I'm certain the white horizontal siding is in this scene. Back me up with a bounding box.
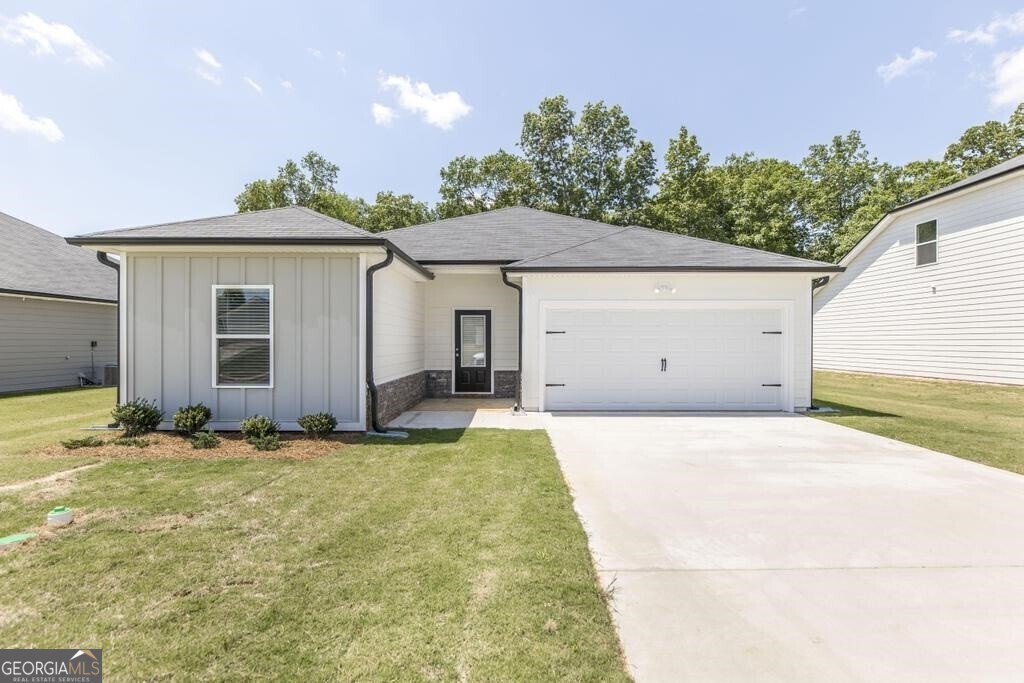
[814,174,1024,385]
[372,262,425,384]
[0,296,116,393]
[423,273,519,372]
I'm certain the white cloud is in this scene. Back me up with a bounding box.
[336,50,346,60]
[372,102,396,126]
[991,47,1024,107]
[194,47,221,69]
[788,5,807,19]
[192,47,222,85]
[0,12,109,68]
[378,74,471,129]
[306,47,322,59]
[877,47,937,83]
[948,10,1024,45]
[280,79,293,90]
[0,89,63,142]
[242,76,263,93]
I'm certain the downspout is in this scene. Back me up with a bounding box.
[96,251,121,406]
[809,276,831,410]
[501,270,525,413]
[365,249,395,433]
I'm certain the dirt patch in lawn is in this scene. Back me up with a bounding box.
[33,432,360,461]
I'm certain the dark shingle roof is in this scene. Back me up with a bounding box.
[70,206,373,243]
[504,225,840,272]
[0,212,117,302]
[379,206,622,262]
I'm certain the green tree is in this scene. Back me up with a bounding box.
[718,154,808,256]
[833,159,961,257]
[644,127,729,241]
[944,103,1024,175]
[799,131,881,262]
[437,96,656,224]
[363,191,435,232]
[235,151,369,225]
[436,151,537,218]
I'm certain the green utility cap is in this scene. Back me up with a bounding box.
[0,532,37,546]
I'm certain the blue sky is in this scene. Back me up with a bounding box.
[1,1,1022,235]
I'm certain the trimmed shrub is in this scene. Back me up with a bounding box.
[173,403,212,435]
[240,415,279,441]
[110,436,151,448]
[297,412,337,438]
[62,436,105,450]
[112,398,163,437]
[190,430,220,450]
[249,434,281,451]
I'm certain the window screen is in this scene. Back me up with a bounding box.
[916,220,937,266]
[213,286,272,386]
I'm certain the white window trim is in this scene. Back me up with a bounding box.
[915,220,938,267]
[212,284,274,389]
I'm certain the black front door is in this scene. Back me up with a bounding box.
[454,310,491,393]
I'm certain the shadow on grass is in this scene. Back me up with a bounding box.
[363,428,469,446]
[812,399,901,419]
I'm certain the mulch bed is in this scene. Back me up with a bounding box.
[35,432,362,461]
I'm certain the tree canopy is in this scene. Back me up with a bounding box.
[234,151,433,232]
[235,102,1024,260]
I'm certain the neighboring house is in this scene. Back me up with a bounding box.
[814,155,1024,386]
[0,212,118,393]
[67,205,840,430]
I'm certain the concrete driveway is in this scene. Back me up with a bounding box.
[545,413,1024,682]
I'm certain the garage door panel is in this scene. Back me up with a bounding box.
[544,306,784,411]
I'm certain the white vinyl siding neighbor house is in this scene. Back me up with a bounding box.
[70,205,839,430]
[814,156,1024,386]
[0,212,117,394]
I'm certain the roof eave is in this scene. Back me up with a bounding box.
[501,265,845,273]
[0,286,116,304]
[65,236,435,280]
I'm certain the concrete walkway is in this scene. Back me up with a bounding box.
[544,413,1024,682]
[387,400,547,429]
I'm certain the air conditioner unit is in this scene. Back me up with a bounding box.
[103,364,119,387]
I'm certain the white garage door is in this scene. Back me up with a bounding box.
[543,307,785,411]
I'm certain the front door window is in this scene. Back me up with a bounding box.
[454,310,491,392]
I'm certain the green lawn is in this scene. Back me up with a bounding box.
[812,370,1024,474]
[0,390,627,681]
[0,387,115,485]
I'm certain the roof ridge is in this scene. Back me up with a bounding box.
[625,224,837,267]
[378,204,528,236]
[507,225,633,267]
[379,205,623,236]
[291,205,370,236]
[75,205,309,237]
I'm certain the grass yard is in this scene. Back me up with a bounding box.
[0,389,627,681]
[812,370,1024,474]
[0,387,115,485]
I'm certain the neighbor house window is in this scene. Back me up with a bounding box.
[213,285,272,387]
[916,220,937,266]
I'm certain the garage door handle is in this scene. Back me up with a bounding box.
[762,383,781,387]
[661,358,667,372]
[546,330,566,334]
[762,331,782,335]
[546,383,565,387]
